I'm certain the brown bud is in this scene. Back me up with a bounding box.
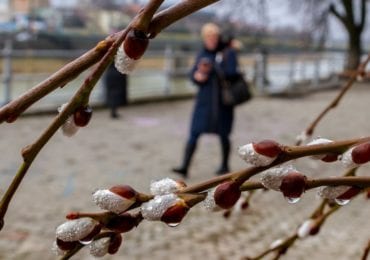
[161,200,189,225]
[73,106,93,127]
[336,186,362,200]
[105,213,140,233]
[241,201,249,210]
[321,153,338,162]
[366,188,370,199]
[351,142,370,164]
[214,181,241,209]
[253,140,282,158]
[66,212,80,220]
[109,185,137,200]
[223,210,231,219]
[279,172,306,198]
[108,233,123,255]
[123,29,149,60]
[56,238,79,251]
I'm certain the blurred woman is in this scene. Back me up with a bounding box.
[172,23,240,177]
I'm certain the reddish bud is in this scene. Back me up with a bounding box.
[223,210,231,219]
[321,153,338,162]
[66,212,80,220]
[366,189,370,199]
[253,140,282,158]
[279,172,306,198]
[351,142,370,164]
[73,106,93,127]
[108,233,123,255]
[309,224,321,236]
[161,200,189,225]
[214,181,241,209]
[105,213,140,233]
[336,186,362,200]
[56,239,78,251]
[6,114,18,123]
[80,224,101,242]
[123,29,149,60]
[109,185,137,200]
[241,201,249,210]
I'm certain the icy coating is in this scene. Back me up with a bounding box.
[201,188,222,212]
[141,194,180,221]
[298,219,315,238]
[238,143,276,166]
[150,178,183,196]
[92,189,135,214]
[260,165,295,191]
[340,147,359,169]
[56,218,98,242]
[58,103,79,137]
[296,131,308,144]
[317,186,351,200]
[114,45,138,74]
[89,237,110,257]
[307,137,333,160]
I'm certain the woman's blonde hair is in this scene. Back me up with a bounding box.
[201,23,220,39]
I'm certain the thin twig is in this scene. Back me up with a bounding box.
[296,53,370,145]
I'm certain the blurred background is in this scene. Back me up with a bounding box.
[0,1,370,260]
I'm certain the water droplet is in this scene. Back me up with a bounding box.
[334,198,350,206]
[79,240,93,245]
[167,222,180,227]
[285,196,300,204]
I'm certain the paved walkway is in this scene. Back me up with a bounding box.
[0,85,369,260]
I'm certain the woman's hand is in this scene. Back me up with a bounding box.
[194,71,208,82]
[194,58,212,83]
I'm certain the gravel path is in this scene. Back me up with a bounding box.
[0,84,369,260]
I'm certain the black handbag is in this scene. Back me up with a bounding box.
[220,73,252,106]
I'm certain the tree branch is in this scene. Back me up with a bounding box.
[358,0,367,32]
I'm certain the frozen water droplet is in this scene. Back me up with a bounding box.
[114,45,138,74]
[285,196,300,204]
[334,198,350,206]
[167,222,180,227]
[79,240,93,245]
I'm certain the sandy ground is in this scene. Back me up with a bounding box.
[0,84,369,260]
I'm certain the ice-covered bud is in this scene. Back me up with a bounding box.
[318,186,350,200]
[238,140,281,167]
[161,199,189,226]
[89,233,122,257]
[105,213,140,233]
[141,194,182,221]
[73,105,93,127]
[56,217,100,242]
[114,29,148,74]
[307,138,337,161]
[214,181,241,209]
[150,178,186,196]
[58,103,79,137]
[335,186,362,200]
[93,185,137,214]
[260,165,295,191]
[297,219,317,238]
[340,143,370,169]
[279,172,307,201]
[202,188,222,212]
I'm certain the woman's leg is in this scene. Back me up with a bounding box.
[172,132,200,178]
[217,135,231,174]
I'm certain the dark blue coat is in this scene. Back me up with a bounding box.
[190,47,238,137]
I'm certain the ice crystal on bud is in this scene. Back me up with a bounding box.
[58,103,79,137]
[340,147,359,169]
[269,239,284,249]
[92,189,135,214]
[56,217,98,242]
[51,241,67,256]
[150,178,185,196]
[307,138,333,160]
[260,165,295,191]
[238,143,276,166]
[141,194,180,221]
[202,188,222,212]
[114,45,138,74]
[298,219,316,238]
[317,186,351,200]
[89,237,110,257]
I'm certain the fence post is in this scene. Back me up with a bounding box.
[2,38,13,105]
[163,45,173,96]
